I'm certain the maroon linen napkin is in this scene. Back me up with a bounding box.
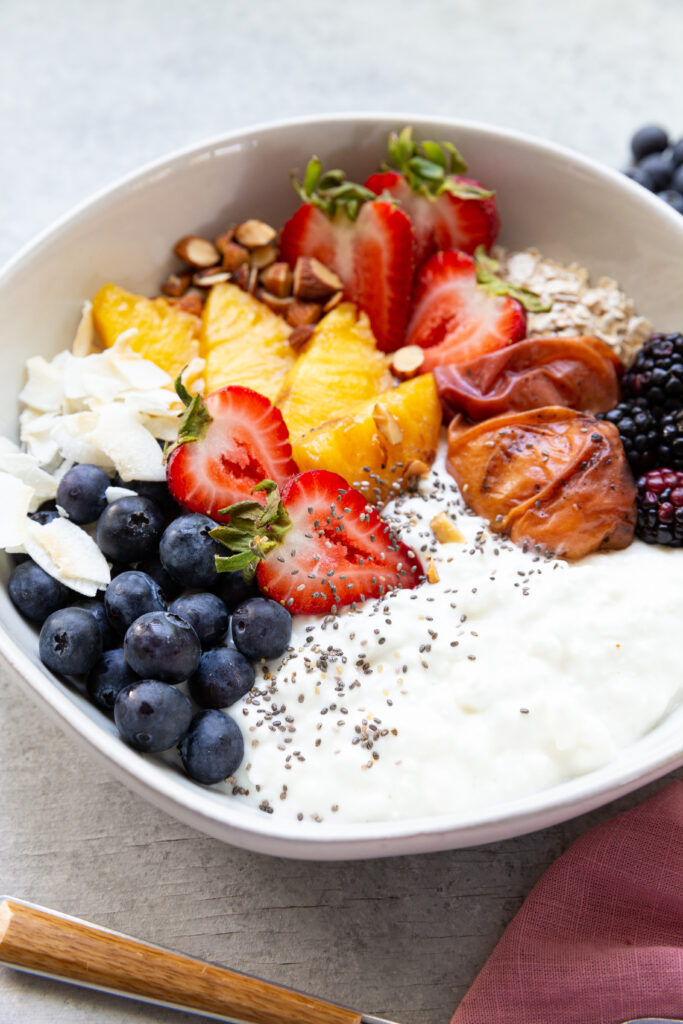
[452,781,683,1024]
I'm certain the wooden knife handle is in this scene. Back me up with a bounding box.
[0,898,361,1024]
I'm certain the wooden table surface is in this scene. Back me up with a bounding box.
[1,1,683,1020]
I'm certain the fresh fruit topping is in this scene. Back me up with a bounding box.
[92,284,201,380]
[124,610,201,683]
[87,648,138,714]
[621,332,683,418]
[231,597,292,661]
[212,474,422,614]
[657,409,683,469]
[280,158,415,351]
[435,336,621,422]
[291,373,441,505]
[9,560,72,623]
[169,592,230,649]
[446,407,637,559]
[166,381,298,520]
[158,513,224,589]
[212,569,258,612]
[96,494,166,563]
[276,303,392,441]
[114,680,193,753]
[201,282,294,401]
[405,249,531,370]
[189,648,256,709]
[39,606,103,676]
[104,570,167,635]
[57,463,111,524]
[601,401,660,476]
[365,127,500,264]
[137,556,183,601]
[636,467,683,546]
[178,709,245,785]
[73,597,117,651]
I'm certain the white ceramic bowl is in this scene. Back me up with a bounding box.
[2,114,683,860]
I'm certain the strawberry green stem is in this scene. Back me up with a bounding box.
[292,158,379,222]
[474,246,552,313]
[384,126,494,201]
[211,480,292,581]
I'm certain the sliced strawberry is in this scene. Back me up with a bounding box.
[365,128,500,265]
[279,160,414,352]
[366,170,500,266]
[167,384,298,521]
[405,250,527,371]
[211,473,423,614]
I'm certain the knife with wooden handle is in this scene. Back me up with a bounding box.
[0,897,399,1024]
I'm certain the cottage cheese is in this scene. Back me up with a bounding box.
[224,444,682,823]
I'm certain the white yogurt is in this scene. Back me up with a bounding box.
[224,437,683,823]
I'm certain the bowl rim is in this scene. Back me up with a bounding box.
[2,111,683,859]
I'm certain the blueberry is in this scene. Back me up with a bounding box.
[96,495,165,563]
[672,139,683,167]
[73,597,117,650]
[178,709,244,784]
[9,560,71,623]
[624,165,655,190]
[232,597,292,661]
[114,477,182,522]
[638,152,672,191]
[124,611,201,683]
[159,514,222,589]
[631,124,669,161]
[138,556,183,601]
[658,189,683,214]
[57,463,111,524]
[87,648,138,713]
[29,506,60,526]
[672,164,683,193]
[189,648,255,709]
[104,570,166,635]
[114,679,192,753]
[213,570,258,611]
[169,593,230,649]
[39,607,102,676]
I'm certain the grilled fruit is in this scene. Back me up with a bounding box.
[201,283,294,401]
[92,283,200,379]
[446,407,637,559]
[276,303,392,441]
[292,373,441,504]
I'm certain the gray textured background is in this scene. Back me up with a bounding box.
[1,1,682,1021]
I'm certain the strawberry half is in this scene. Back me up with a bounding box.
[404,249,551,371]
[211,473,423,614]
[167,382,298,521]
[279,159,415,351]
[365,128,500,265]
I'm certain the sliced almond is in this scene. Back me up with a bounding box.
[250,244,279,271]
[390,345,425,380]
[173,235,220,268]
[286,300,323,328]
[221,241,250,272]
[213,228,235,254]
[430,512,465,544]
[192,267,231,288]
[288,324,315,351]
[256,288,293,316]
[232,264,259,295]
[323,290,344,313]
[426,558,440,584]
[259,261,293,298]
[403,459,430,479]
[167,290,205,317]
[234,219,277,249]
[372,403,403,445]
[161,271,192,298]
[293,257,343,301]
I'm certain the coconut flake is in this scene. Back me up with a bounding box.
[0,451,57,511]
[88,404,165,481]
[20,357,66,412]
[105,485,138,503]
[51,412,114,468]
[0,473,32,549]
[25,517,110,596]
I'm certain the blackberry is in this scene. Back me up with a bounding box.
[622,333,683,418]
[636,468,683,546]
[657,409,683,469]
[601,401,660,476]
